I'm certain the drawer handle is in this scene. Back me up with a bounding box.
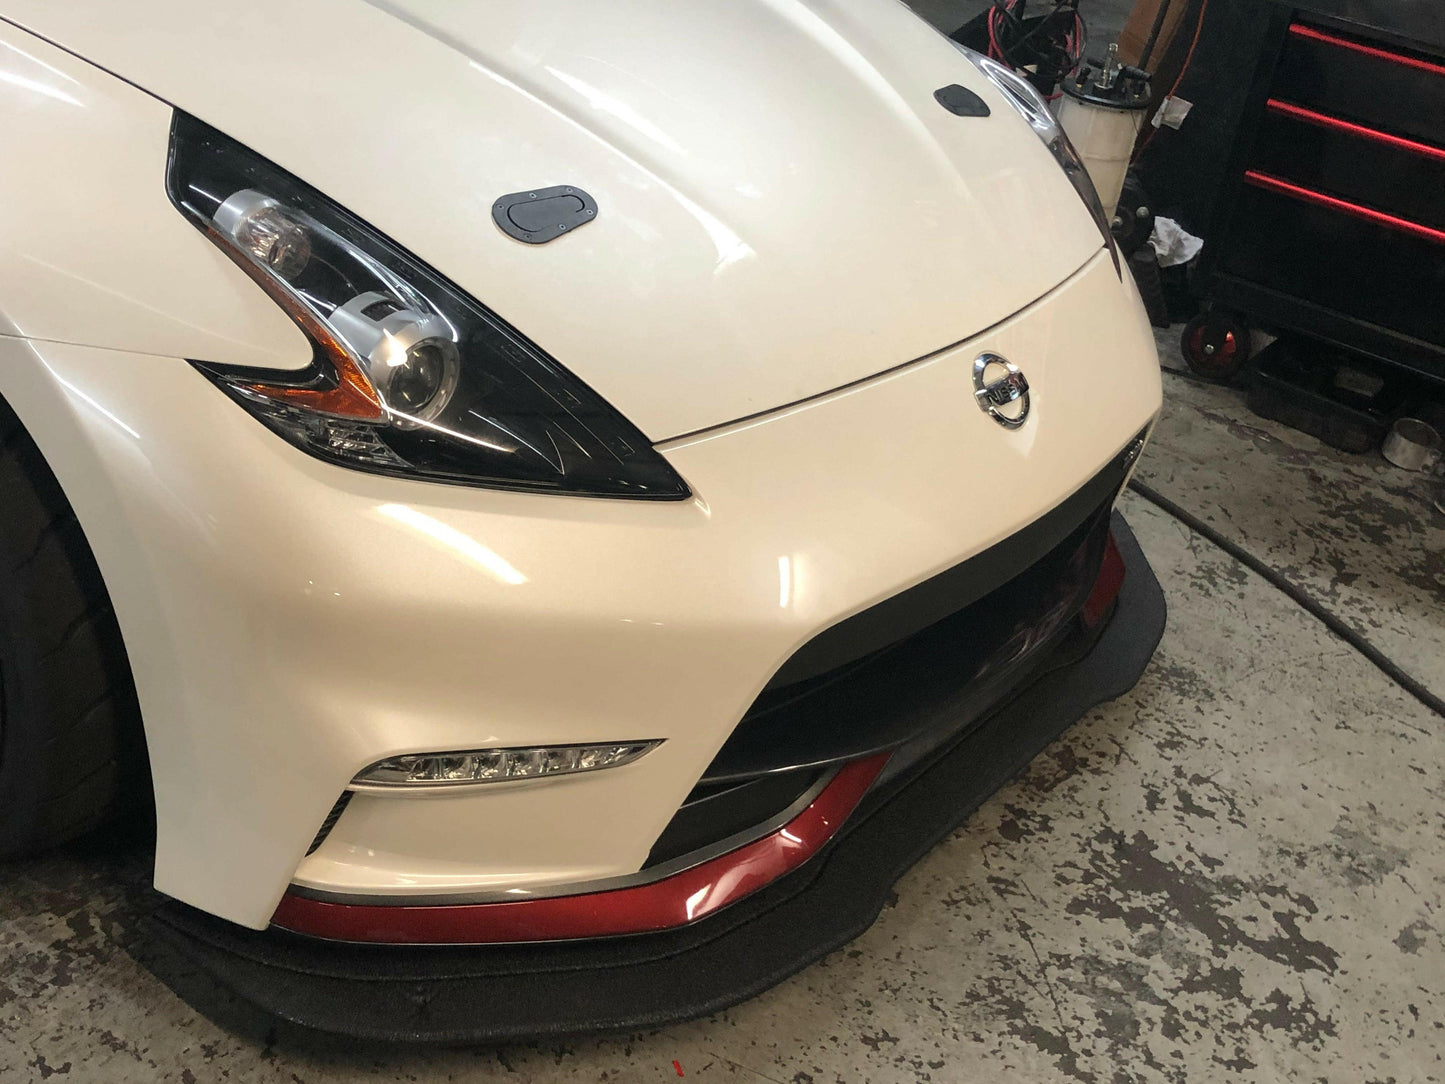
[1244,170,1445,246]
[1267,99,1445,163]
[1290,23,1445,80]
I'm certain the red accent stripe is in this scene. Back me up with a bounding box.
[272,753,889,944]
[1289,23,1445,78]
[1266,99,1445,164]
[1080,532,1125,629]
[1242,170,1445,246]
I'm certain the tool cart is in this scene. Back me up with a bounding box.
[1139,1,1445,396]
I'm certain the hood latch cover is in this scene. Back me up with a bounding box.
[933,84,990,117]
[493,185,598,244]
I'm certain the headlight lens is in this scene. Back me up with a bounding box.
[166,113,689,499]
[960,50,1121,276]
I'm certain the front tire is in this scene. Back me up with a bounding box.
[0,397,148,855]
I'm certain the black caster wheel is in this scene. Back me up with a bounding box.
[1111,175,1155,258]
[1180,311,1253,382]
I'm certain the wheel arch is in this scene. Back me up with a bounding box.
[0,365,152,852]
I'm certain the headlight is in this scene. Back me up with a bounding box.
[959,50,1121,277]
[166,113,689,499]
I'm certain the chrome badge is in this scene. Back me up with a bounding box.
[973,353,1030,429]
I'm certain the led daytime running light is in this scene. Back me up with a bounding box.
[351,741,661,789]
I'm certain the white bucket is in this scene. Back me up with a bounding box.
[1056,94,1146,221]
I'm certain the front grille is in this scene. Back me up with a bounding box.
[643,438,1140,869]
[704,496,1113,783]
[766,438,1133,689]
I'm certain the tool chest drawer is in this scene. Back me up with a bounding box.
[1211,14,1445,369]
[1272,22,1445,148]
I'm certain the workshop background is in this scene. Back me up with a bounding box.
[2,0,1442,1081]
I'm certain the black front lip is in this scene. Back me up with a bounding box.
[150,513,1165,1043]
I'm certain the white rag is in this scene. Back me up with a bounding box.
[1149,216,1204,268]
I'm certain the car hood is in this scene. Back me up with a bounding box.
[4,0,1104,440]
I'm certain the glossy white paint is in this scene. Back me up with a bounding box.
[2,0,1102,439]
[0,24,306,367]
[0,7,1161,928]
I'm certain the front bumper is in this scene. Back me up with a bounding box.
[153,512,1164,1041]
[0,247,1158,929]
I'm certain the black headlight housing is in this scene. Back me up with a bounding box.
[166,112,689,499]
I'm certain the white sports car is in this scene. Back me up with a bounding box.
[0,0,1163,1039]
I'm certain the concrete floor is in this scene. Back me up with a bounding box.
[2,326,1442,1082]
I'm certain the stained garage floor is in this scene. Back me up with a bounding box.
[2,327,1442,1083]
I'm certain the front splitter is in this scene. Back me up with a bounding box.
[152,512,1165,1043]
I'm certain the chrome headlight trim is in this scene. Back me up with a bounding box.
[957,47,1122,277]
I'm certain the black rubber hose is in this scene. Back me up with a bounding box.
[1159,364,1234,386]
[1138,0,1172,71]
[1127,478,1445,719]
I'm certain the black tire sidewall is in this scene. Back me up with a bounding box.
[0,543,56,850]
